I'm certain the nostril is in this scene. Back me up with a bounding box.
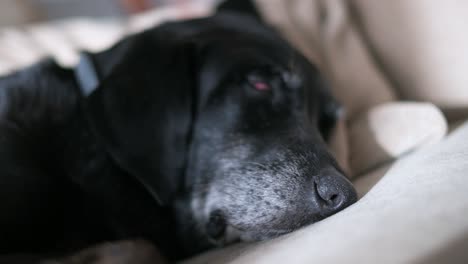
[314,168,358,214]
[329,194,339,204]
[315,181,342,207]
[206,210,227,241]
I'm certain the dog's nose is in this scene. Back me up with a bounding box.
[315,168,357,216]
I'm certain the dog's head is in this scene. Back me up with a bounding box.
[85,13,357,257]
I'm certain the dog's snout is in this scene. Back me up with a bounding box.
[315,168,357,216]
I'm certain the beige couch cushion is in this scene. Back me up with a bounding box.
[350,0,468,121]
[184,121,468,264]
[348,102,447,177]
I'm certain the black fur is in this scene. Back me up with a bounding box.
[0,11,357,262]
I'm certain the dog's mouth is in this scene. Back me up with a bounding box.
[205,210,240,246]
[205,210,295,246]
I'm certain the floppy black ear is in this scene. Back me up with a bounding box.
[84,30,196,205]
[317,86,343,142]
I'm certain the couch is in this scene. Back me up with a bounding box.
[0,1,467,263]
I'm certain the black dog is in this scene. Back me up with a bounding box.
[0,5,357,263]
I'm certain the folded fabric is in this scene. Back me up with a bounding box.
[348,102,447,177]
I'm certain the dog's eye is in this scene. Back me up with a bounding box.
[251,81,270,91]
[247,74,271,92]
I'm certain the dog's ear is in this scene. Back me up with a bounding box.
[84,31,196,205]
[317,86,343,142]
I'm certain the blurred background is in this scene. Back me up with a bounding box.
[0,0,217,27]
